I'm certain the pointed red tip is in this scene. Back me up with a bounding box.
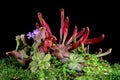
[37,12,42,16]
[101,34,105,38]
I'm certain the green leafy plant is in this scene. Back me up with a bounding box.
[68,53,85,71]
[29,52,51,72]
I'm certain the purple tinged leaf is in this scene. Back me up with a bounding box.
[6,50,29,65]
[51,44,70,59]
[35,27,46,43]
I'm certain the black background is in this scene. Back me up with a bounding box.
[0,0,119,64]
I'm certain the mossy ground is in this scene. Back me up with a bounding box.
[0,54,120,80]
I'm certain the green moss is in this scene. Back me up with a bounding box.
[0,57,37,80]
[0,54,120,80]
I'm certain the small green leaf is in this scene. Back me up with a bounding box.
[39,53,45,60]
[44,62,50,69]
[43,54,51,62]
[68,63,84,72]
[30,66,38,72]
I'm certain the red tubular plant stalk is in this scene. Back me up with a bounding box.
[59,8,64,44]
[36,8,105,59]
[37,12,53,36]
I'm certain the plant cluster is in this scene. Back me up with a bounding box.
[2,8,118,79]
